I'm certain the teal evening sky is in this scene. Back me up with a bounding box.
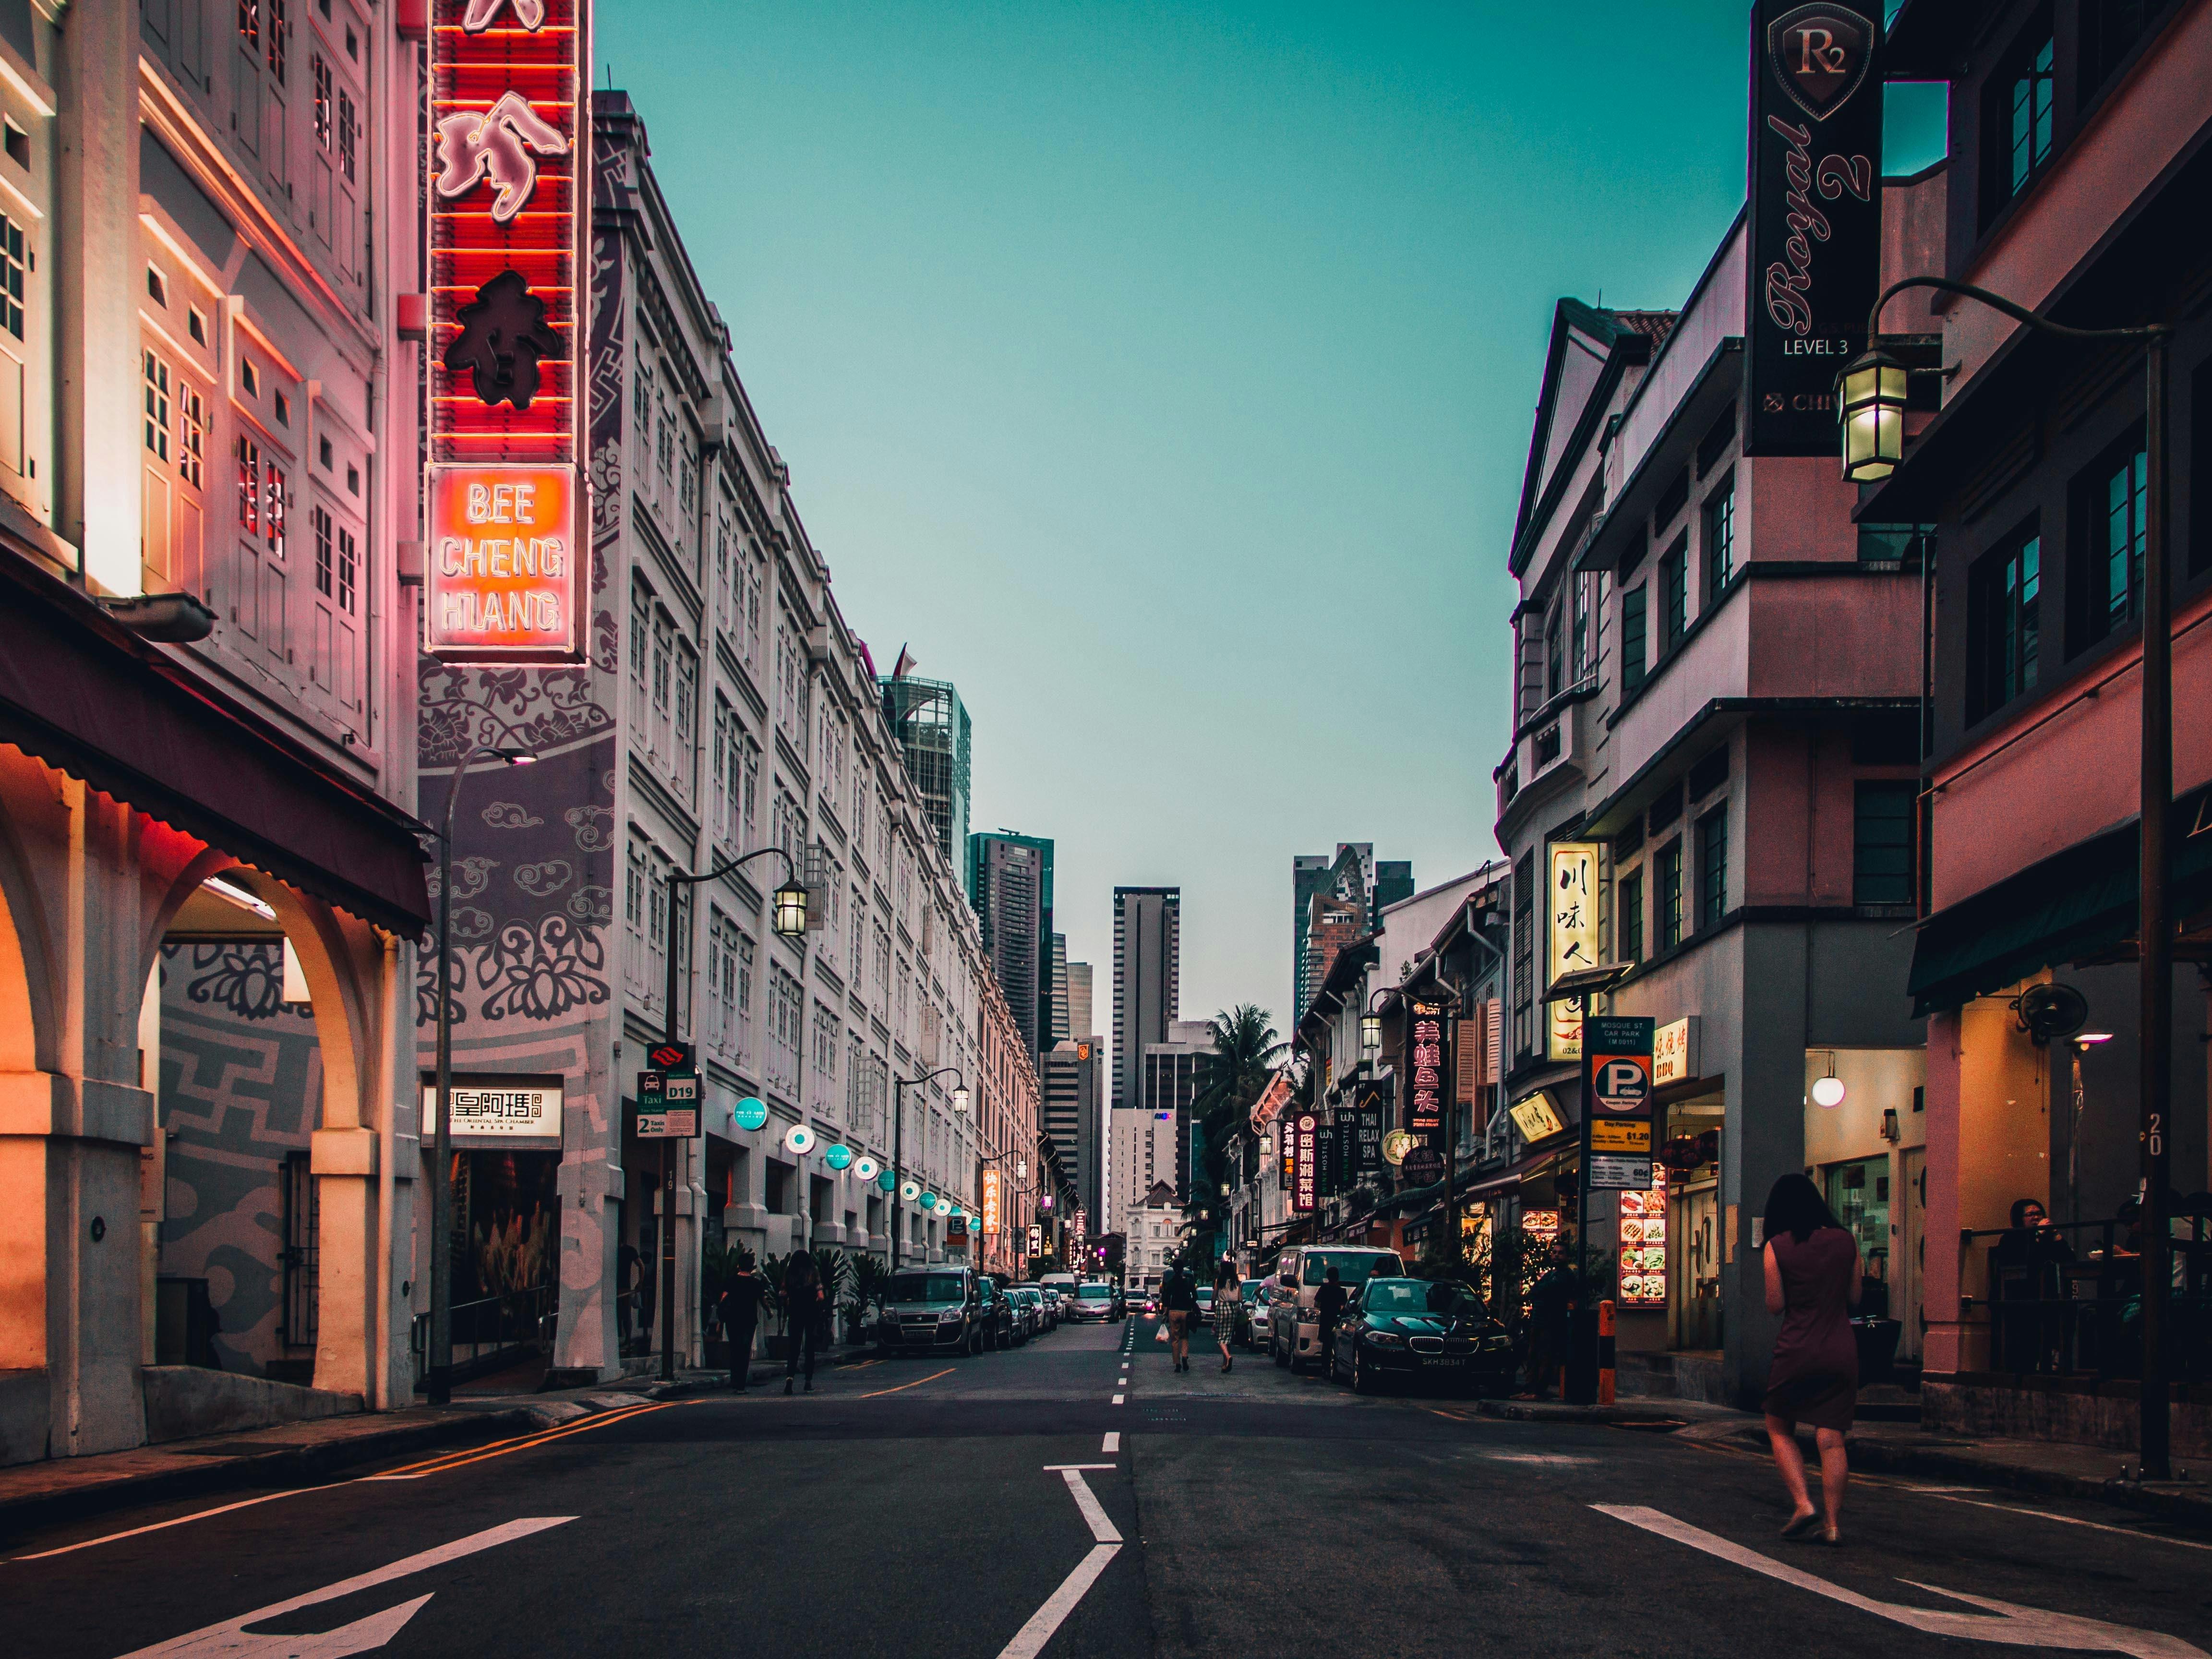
[606,1,1945,1031]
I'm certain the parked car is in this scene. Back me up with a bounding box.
[1241,1281,1269,1351]
[1194,1286,1215,1327]
[1327,1276,1515,1396]
[1006,1286,1046,1342]
[1064,1281,1120,1323]
[1012,1283,1057,1332]
[975,1277,1018,1349]
[1038,1271,1079,1311]
[874,1267,998,1356]
[1268,1246,1406,1373]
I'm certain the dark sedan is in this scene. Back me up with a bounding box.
[1326,1276,1515,1396]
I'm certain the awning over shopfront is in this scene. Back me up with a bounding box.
[0,554,433,937]
[1906,782,2212,1016]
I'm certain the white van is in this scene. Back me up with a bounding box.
[1267,1246,1405,1373]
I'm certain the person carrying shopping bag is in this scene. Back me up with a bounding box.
[1212,1257,1241,1373]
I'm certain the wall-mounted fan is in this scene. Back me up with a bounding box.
[2015,982,2090,1045]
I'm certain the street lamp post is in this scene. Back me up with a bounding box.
[890,1068,967,1274]
[1842,276,2174,1477]
[427,745,536,1406]
[656,846,809,1382]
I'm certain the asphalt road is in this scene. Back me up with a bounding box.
[8,1314,2212,1658]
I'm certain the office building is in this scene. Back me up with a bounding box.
[1111,886,1180,1113]
[1108,1105,1180,1239]
[966,830,1054,1063]
[1292,845,1412,1017]
[1048,933,1070,1044]
[1142,1020,1214,1202]
[880,675,972,866]
[1067,962,1093,1046]
[1043,1036,1106,1230]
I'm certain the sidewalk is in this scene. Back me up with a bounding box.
[0,1345,866,1540]
[1477,1395,2212,1526]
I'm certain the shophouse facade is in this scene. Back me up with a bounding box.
[419,90,1039,1385]
[1489,160,1950,1404]
[2,0,433,1464]
[1869,0,2212,1445]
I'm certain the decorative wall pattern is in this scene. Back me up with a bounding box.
[157,944,321,1377]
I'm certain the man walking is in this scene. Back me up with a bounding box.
[719,1254,764,1390]
[1524,1242,1575,1400]
[783,1249,823,1395]
[1162,1263,1198,1372]
[1311,1266,1347,1378]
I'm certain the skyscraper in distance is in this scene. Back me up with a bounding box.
[881,673,972,865]
[967,830,1054,1064]
[1067,962,1093,1046]
[1111,887,1179,1115]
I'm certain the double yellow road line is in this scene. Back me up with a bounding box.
[366,1400,679,1480]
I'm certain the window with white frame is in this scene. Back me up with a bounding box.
[675,644,697,793]
[735,931,755,1051]
[628,585,650,737]
[713,513,733,638]
[742,738,761,844]
[742,539,764,664]
[646,851,669,1014]
[624,840,649,994]
[650,613,673,760]
[711,697,731,844]
[813,1001,839,1086]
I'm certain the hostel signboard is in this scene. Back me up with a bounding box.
[424,0,590,661]
[1743,1,1884,454]
[1582,1016,1655,1191]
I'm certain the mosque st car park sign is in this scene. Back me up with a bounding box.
[1583,1015,1654,1190]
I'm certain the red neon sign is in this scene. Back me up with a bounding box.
[425,0,588,662]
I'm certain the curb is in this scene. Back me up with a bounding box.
[1842,1436,2212,1526]
[1475,1400,1710,1426]
[0,1408,535,1539]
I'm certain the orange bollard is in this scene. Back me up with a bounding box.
[1598,1298,1616,1406]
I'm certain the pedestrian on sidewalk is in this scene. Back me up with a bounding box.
[1310,1267,1346,1378]
[720,1254,764,1391]
[1213,1256,1241,1373]
[1162,1263,1197,1371]
[783,1249,824,1395]
[1761,1173,1861,1547]
[1520,1243,1573,1399]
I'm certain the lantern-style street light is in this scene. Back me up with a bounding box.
[1844,273,2175,1476]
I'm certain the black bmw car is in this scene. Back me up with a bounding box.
[1326,1276,1515,1396]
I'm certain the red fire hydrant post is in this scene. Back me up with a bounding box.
[1598,1298,1616,1406]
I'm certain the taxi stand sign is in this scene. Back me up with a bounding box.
[634,1067,700,1138]
[1583,1014,1655,1190]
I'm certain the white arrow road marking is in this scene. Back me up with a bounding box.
[1595,1505,2209,1659]
[992,1470,1121,1659]
[1101,1431,1120,1454]
[115,1516,576,1659]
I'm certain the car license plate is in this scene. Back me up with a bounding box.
[1419,1356,1464,1367]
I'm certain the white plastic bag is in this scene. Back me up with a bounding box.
[1154,1322,1169,1343]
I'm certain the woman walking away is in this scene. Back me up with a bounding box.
[1761,1174,1861,1545]
[783,1249,823,1395]
[1162,1265,1198,1372]
[1213,1257,1241,1373]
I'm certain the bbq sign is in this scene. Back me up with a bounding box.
[1743,2,1882,456]
[424,0,589,661]
[1584,1016,1655,1191]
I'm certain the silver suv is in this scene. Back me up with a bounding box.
[874,1267,994,1356]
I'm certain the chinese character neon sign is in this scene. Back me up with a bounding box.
[425,0,589,663]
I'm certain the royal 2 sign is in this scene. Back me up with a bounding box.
[425,0,590,662]
[1743,2,1882,456]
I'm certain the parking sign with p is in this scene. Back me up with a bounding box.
[1584,1017,1656,1188]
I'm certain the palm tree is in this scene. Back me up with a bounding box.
[1190,1005,1286,1213]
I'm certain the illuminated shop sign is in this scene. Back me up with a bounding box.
[1406,998,1452,1151]
[421,1074,565,1147]
[424,0,589,663]
[1547,842,1599,1062]
[1291,1110,1319,1214]
[982,1167,1003,1236]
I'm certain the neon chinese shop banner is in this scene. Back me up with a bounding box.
[425,0,589,662]
[1546,842,1598,1062]
[1405,998,1452,1154]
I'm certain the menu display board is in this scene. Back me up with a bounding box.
[1617,1168,1669,1308]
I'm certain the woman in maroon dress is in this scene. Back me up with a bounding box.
[1761,1174,1861,1545]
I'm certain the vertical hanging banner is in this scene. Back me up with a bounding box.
[1547,843,1599,1061]
[1743,2,1884,454]
[1290,1110,1319,1214]
[425,0,590,661]
[1405,998,1453,1152]
[982,1166,1003,1236]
